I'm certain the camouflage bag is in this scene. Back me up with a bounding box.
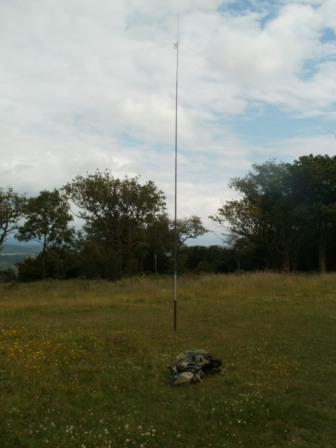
[170,349,224,385]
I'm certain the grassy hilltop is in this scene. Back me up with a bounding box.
[0,274,336,448]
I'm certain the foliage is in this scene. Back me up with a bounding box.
[17,247,79,281]
[64,171,166,238]
[211,155,336,272]
[0,188,25,251]
[0,267,17,282]
[64,171,168,278]
[175,215,208,245]
[16,189,74,279]
[289,155,336,272]
[180,245,236,272]
[17,189,73,250]
[3,154,336,278]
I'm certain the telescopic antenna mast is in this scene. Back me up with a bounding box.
[173,21,179,332]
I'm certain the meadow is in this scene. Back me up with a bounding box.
[0,273,335,448]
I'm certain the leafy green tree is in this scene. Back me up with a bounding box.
[17,189,74,278]
[175,215,208,246]
[0,188,26,251]
[144,214,171,274]
[289,155,336,272]
[181,245,236,273]
[142,215,207,274]
[212,156,336,272]
[17,246,79,281]
[211,162,300,271]
[64,171,167,278]
[173,215,208,272]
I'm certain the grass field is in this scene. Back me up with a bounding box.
[0,274,336,448]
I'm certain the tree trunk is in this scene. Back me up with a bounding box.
[318,222,327,273]
[42,235,47,280]
[154,253,158,274]
[318,239,327,273]
[235,252,241,272]
[282,248,290,273]
[291,256,297,272]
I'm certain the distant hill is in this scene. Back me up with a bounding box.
[0,243,40,270]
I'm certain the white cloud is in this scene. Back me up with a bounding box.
[258,134,336,160]
[1,0,336,243]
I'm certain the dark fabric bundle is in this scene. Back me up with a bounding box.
[170,349,224,385]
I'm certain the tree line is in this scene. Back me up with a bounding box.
[0,170,207,281]
[211,154,336,273]
[1,154,336,281]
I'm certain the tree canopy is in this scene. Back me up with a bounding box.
[0,188,25,251]
[211,155,336,272]
[2,155,336,281]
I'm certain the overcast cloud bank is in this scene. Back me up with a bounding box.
[1,0,336,244]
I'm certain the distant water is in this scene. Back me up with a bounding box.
[0,243,40,269]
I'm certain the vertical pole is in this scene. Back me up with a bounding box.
[154,253,158,275]
[173,29,179,332]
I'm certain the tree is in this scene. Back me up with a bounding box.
[64,171,167,278]
[211,157,336,273]
[181,245,236,273]
[144,214,171,274]
[289,155,336,273]
[171,216,208,273]
[0,188,25,251]
[17,246,79,281]
[17,189,74,278]
[211,162,300,271]
[175,215,208,246]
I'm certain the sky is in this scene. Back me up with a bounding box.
[1,0,336,245]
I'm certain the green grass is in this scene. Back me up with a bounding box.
[0,273,336,447]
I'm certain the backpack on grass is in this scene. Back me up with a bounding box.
[170,349,224,385]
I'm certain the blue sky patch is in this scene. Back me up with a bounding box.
[321,28,336,44]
